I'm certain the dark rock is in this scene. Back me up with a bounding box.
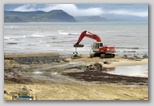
[123,55,128,58]
[143,54,148,59]
[134,55,142,59]
[4,90,8,94]
[7,42,18,45]
[103,61,110,64]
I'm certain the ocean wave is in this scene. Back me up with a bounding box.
[31,34,46,38]
[58,30,80,35]
[70,33,80,35]
[39,40,46,43]
[59,32,80,35]
[4,36,27,40]
[52,40,76,43]
[58,32,70,35]
[26,44,36,46]
[4,26,20,29]
[4,37,11,40]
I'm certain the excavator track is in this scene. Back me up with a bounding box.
[101,54,115,58]
[90,53,115,58]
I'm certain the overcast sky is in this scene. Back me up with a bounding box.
[4,4,148,17]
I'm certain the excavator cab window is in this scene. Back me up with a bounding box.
[92,43,103,50]
[92,43,100,50]
[99,43,103,47]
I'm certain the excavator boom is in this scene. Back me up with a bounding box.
[74,31,102,47]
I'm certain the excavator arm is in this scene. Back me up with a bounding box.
[74,30,102,47]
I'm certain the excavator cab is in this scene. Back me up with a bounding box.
[92,42,103,51]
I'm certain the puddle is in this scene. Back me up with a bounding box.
[105,65,148,77]
[33,71,43,75]
[51,72,58,75]
[33,71,59,75]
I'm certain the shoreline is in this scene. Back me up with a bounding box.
[4,52,148,65]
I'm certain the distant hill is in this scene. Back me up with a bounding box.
[102,14,148,22]
[75,15,147,22]
[75,16,108,22]
[4,10,77,22]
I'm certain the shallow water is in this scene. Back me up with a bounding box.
[105,64,148,77]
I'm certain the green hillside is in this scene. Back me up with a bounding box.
[4,10,77,22]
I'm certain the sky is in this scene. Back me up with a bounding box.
[4,4,148,17]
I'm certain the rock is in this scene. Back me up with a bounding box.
[133,55,142,59]
[7,42,18,45]
[113,60,119,62]
[143,54,148,59]
[135,59,142,61]
[4,90,8,94]
[123,55,128,59]
[103,61,110,64]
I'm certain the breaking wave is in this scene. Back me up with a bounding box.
[58,30,80,35]
[31,34,46,37]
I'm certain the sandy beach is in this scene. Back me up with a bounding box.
[4,53,148,100]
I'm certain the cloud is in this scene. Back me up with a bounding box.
[12,4,104,16]
[47,4,104,16]
[13,4,37,12]
[107,10,148,17]
[12,4,148,17]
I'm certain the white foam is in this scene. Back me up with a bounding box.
[59,32,70,35]
[4,35,27,40]
[23,35,26,38]
[59,32,80,35]
[4,37,10,40]
[69,32,80,35]
[58,30,79,35]
[32,34,45,37]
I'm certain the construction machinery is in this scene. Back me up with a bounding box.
[74,30,116,58]
[11,86,35,100]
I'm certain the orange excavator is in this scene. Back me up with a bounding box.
[74,30,116,58]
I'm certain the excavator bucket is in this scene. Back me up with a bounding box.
[74,44,84,47]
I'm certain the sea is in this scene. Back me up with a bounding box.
[4,22,148,57]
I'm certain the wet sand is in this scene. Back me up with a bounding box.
[4,53,148,100]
